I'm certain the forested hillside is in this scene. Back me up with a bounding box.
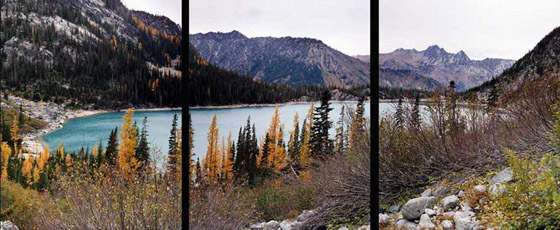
[188,44,367,106]
[0,0,182,109]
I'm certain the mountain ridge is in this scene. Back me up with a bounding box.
[189,30,370,88]
[380,45,515,91]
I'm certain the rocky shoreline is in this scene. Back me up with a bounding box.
[5,96,106,155]
[379,168,514,230]
[247,209,370,230]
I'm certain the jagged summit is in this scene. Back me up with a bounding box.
[380,45,514,91]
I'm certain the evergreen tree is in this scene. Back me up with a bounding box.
[288,113,301,164]
[260,132,271,168]
[310,90,333,159]
[167,114,179,175]
[195,158,202,184]
[335,106,346,154]
[395,98,404,129]
[412,95,421,126]
[350,97,367,149]
[105,127,118,166]
[188,113,195,183]
[96,140,104,167]
[136,116,150,169]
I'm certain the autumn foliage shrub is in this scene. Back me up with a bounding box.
[189,184,258,229]
[379,78,559,204]
[248,177,317,221]
[32,164,182,229]
[483,150,560,229]
[0,180,41,230]
[301,124,370,229]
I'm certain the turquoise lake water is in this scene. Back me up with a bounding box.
[41,110,182,165]
[190,102,371,160]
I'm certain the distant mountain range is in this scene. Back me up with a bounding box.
[379,46,515,91]
[189,31,370,88]
[379,68,442,90]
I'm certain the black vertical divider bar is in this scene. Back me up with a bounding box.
[182,2,189,229]
[371,0,380,227]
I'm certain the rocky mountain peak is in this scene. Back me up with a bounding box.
[189,31,370,88]
[379,45,515,91]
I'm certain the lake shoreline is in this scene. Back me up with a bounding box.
[190,100,370,110]
[16,97,180,155]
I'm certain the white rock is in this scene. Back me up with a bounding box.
[441,195,460,211]
[441,220,454,229]
[265,220,280,230]
[297,210,315,222]
[489,183,506,196]
[458,190,466,197]
[337,227,349,230]
[379,213,390,225]
[0,221,19,230]
[454,211,476,230]
[249,223,265,229]
[424,208,436,216]
[421,189,433,197]
[402,196,437,220]
[280,220,294,230]
[488,168,513,184]
[357,225,370,230]
[461,203,472,212]
[474,185,486,195]
[419,214,436,229]
[396,219,418,229]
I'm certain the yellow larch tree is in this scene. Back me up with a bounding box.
[221,132,234,182]
[118,108,138,174]
[22,155,34,185]
[65,154,72,168]
[299,103,314,181]
[265,107,287,171]
[1,142,12,181]
[205,115,220,183]
[11,116,21,144]
[36,146,49,172]
[300,103,314,168]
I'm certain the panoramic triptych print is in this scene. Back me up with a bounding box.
[188,0,371,229]
[0,0,182,229]
[4,0,560,229]
[379,0,560,229]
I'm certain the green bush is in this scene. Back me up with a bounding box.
[497,150,560,229]
[248,179,317,221]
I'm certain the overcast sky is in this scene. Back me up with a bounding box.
[189,0,370,56]
[380,0,560,60]
[121,0,182,26]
